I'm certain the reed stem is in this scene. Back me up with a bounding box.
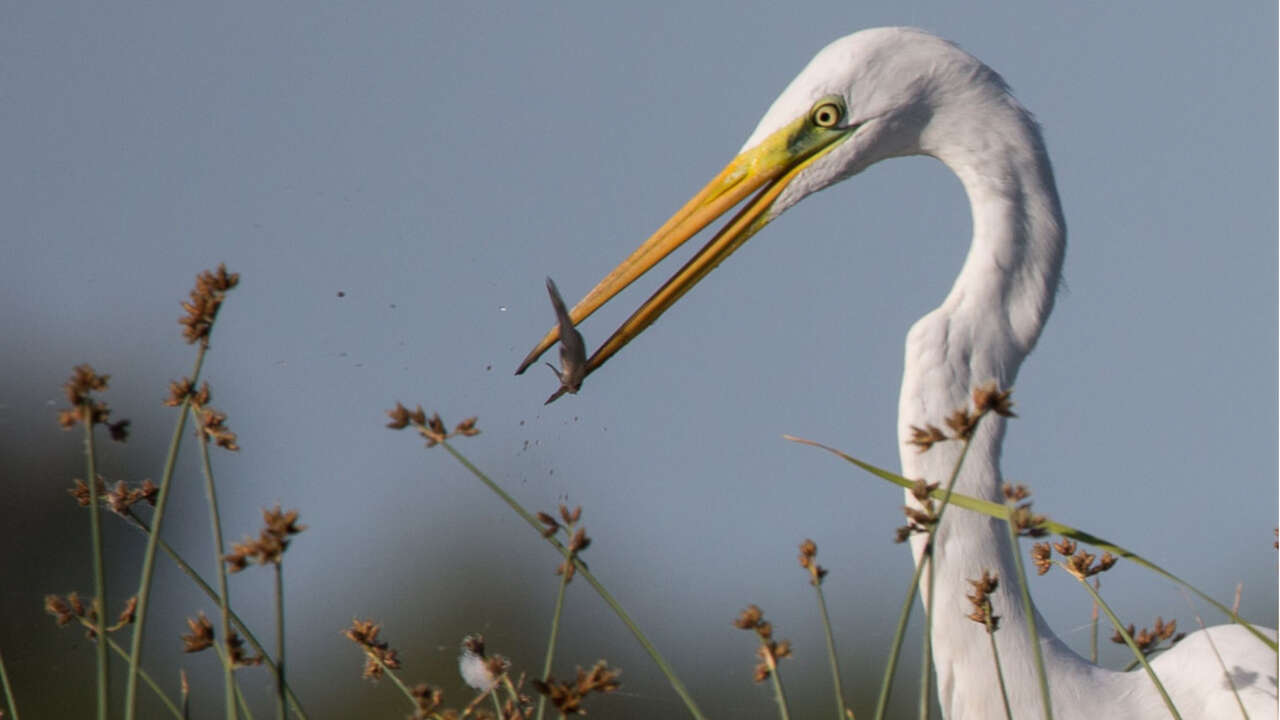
[125,346,208,720]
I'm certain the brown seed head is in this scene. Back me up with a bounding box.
[453,417,480,437]
[68,477,106,507]
[965,570,1001,632]
[797,539,827,585]
[263,505,306,539]
[909,478,939,504]
[227,632,264,667]
[944,408,977,439]
[423,413,448,446]
[164,378,195,407]
[532,660,621,715]
[410,683,445,715]
[138,479,158,505]
[179,264,240,345]
[182,612,215,653]
[972,382,1016,418]
[536,511,560,537]
[1031,542,1053,575]
[1008,503,1048,538]
[112,596,139,630]
[345,618,400,680]
[733,605,763,631]
[105,481,138,516]
[44,594,75,626]
[1002,484,1032,502]
[907,425,948,453]
[197,406,240,451]
[385,402,411,429]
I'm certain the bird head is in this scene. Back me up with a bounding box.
[516,28,1003,384]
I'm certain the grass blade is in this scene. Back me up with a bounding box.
[783,435,1277,652]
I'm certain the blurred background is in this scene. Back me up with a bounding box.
[3,2,1276,718]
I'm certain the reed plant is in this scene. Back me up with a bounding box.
[5,264,1272,719]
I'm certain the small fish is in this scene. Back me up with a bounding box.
[543,276,586,404]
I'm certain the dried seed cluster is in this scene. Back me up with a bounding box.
[531,660,621,716]
[225,506,306,571]
[68,476,157,516]
[344,619,401,680]
[1031,537,1116,578]
[165,379,240,451]
[386,403,480,447]
[907,381,1014,452]
[797,538,828,586]
[181,611,261,666]
[733,605,792,683]
[409,683,449,719]
[44,593,137,638]
[972,383,1016,417]
[181,613,215,653]
[180,264,239,345]
[895,479,940,543]
[536,505,590,582]
[1003,483,1047,538]
[1111,616,1185,656]
[964,570,1001,632]
[57,364,130,441]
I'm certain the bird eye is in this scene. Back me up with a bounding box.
[811,101,843,128]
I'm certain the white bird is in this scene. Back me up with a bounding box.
[516,27,1277,719]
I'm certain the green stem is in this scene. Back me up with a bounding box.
[1090,578,1100,664]
[119,511,309,719]
[812,582,847,720]
[0,645,20,720]
[874,426,976,720]
[126,345,208,720]
[275,562,286,720]
[501,674,523,713]
[535,568,572,720]
[100,634,183,719]
[916,431,976,720]
[193,413,237,720]
[984,619,1014,720]
[375,656,418,705]
[1068,567,1181,719]
[1003,513,1053,720]
[918,549,934,720]
[765,652,792,720]
[489,689,504,718]
[82,413,109,720]
[439,440,709,720]
[872,552,930,720]
[210,642,255,720]
[784,435,1277,652]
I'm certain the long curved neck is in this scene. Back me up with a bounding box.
[895,96,1096,717]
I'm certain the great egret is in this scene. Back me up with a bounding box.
[516,27,1277,718]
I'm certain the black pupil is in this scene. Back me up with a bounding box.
[818,108,834,124]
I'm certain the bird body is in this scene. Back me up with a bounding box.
[519,27,1277,719]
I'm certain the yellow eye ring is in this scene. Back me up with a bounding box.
[811,101,842,128]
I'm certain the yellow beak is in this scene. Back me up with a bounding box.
[516,109,853,383]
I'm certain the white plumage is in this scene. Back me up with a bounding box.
[520,27,1278,719]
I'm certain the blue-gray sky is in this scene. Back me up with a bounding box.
[3,3,1275,718]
